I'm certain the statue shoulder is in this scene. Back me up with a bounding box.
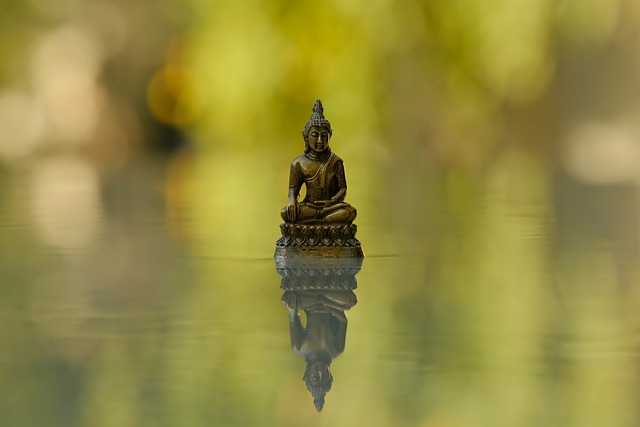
[329,153,344,167]
[291,154,308,165]
[290,155,308,169]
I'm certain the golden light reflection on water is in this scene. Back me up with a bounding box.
[563,121,640,185]
[30,155,104,249]
[0,91,44,160]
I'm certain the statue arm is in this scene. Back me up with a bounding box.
[329,160,347,203]
[283,290,305,350]
[285,161,303,221]
[289,310,305,351]
[288,161,303,203]
[329,318,347,355]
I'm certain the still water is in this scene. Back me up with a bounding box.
[1,148,638,427]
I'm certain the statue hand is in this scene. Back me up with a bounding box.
[330,188,346,203]
[285,201,299,221]
[312,200,330,208]
[281,291,299,311]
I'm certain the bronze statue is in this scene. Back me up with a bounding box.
[276,257,362,412]
[276,100,363,259]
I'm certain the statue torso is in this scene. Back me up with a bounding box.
[292,153,341,202]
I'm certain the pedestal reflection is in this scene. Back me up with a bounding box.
[275,257,363,412]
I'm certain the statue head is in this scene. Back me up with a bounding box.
[303,358,333,412]
[302,99,332,154]
[302,99,332,138]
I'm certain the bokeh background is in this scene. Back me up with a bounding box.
[2,0,640,426]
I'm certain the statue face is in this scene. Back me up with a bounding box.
[307,125,330,153]
[308,361,331,386]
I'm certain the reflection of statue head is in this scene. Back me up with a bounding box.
[302,99,332,140]
[303,357,333,412]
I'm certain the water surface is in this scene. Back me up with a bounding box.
[1,149,637,427]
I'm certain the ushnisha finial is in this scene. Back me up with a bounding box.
[302,99,332,139]
[313,99,324,116]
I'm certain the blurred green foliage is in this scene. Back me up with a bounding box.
[1,0,640,426]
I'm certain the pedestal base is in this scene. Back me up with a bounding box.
[275,255,363,291]
[275,245,364,260]
[275,223,364,260]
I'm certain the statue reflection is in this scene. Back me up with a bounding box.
[276,257,362,412]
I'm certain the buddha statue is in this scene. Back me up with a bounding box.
[281,99,357,224]
[275,100,363,258]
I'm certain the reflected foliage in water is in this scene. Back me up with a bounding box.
[0,143,639,427]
